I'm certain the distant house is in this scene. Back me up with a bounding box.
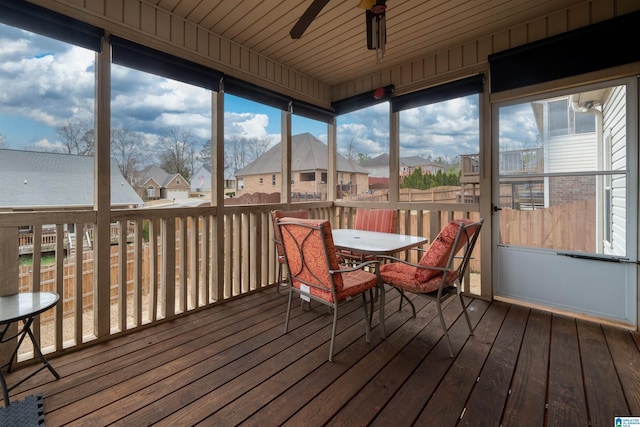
[235,133,369,198]
[133,165,190,201]
[0,149,143,210]
[400,156,445,176]
[191,164,236,197]
[362,153,444,177]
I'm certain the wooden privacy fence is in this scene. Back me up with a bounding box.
[498,199,596,252]
[18,245,154,323]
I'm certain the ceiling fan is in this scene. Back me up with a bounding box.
[290,0,387,59]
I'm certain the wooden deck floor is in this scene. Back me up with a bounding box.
[6,286,640,426]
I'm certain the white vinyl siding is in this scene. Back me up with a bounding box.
[603,85,628,256]
[546,134,597,173]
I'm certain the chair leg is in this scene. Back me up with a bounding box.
[396,289,416,318]
[362,292,371,343]
[284,288,294,333]
[458,292,473,336]
[328,303,339,362]
[436,299,455,357]
[368,289,374,326]
[276,262,283,293]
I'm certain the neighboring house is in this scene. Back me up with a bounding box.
[235,133,369,199]
[400,156,444,176]
[362,153,444,177]
[191,165,236,197]
[0,149,143,211]
[133,165,190,201]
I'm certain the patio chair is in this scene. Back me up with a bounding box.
[379,218,484,357]
[354,208,398,233]
[277,217,380,362]
[271,209,308,293]
[342,208,398,262]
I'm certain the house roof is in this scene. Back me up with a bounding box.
[235,133,369,177]
[400,156,443,168]
[0,149,143,209]
[363,153,443,168]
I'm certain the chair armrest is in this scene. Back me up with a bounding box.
[331,259,380,274]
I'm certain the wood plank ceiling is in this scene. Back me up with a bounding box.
[153,0,587,86]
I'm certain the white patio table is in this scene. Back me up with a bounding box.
[331,229,428,339]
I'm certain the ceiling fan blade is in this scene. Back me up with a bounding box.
[290,0,330,39]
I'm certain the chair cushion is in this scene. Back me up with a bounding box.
[272,209,308,258]
[354,209,397,233]
[279,217,377,303]
[380,261,461,293]
[338,267,378,300]
[414,219,474,283]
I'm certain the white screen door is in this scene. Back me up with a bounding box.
[493,78,637,326]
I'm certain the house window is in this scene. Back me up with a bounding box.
[337,103,390,200]
[549,99,596,136]
[146,187,155,198]
[272,174,276,186]
[259,178,263,185]
[399,94,479,203]
[111,41,211,195]
[0,22,98,204]
[300,172,315,182]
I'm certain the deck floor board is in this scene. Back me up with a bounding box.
[5,286,639,426]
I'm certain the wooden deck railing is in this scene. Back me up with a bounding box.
[460,148,544,184]
[17,223,134,255]
[3,202,480,365]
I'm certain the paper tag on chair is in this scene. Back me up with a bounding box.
[300,284,311,302]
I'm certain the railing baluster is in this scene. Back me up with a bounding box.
[134,219,143,326]
[117,221,127,331]
[74,224,83,344]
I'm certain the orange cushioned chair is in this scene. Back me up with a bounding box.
[353,208,397,233]
[379,218,483,357]
[271,209,308,293]
[277,217,380,362]
[344,208,398,263]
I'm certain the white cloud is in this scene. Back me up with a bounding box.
[225,112,279,144]
[33,138,64,151]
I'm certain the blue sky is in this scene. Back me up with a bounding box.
[0,23,498,166]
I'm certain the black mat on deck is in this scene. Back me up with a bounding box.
[0,394,45,426]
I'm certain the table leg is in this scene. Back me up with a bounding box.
[0,317,60,405]
[378,282,386,339]
[0,370,9,407]
[25,325,60,380]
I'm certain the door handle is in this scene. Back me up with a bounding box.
[493,205,502,212]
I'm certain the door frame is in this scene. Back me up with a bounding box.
[491,76,639,327]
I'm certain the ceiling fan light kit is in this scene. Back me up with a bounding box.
[292,0,387,62]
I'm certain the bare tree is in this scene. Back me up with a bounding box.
[0,134,7,149]
[342,138,356,162]
[157,126,197,180]
[250,136,272,160]
[111,127,142,184]
[199,139,211,165]
[225,135,251,173]
[224,135,273,175]
[56,120,94,155]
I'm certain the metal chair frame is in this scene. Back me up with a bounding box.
[379,219,484,357]
[278,218,380,362]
